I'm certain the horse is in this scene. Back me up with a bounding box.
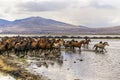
[53,39,65,48]
[37,38,53,56]
[71,40,85,52]
[83,39,91,49]
[30,39,39,55]
[38,38,47,51]
[93,42,109,53]
[58,39,65,47]
[14,40,28,57]
[45,40,53,52]
[0,37,16,57]
[64,41,72,49]
[0,41,9,56]
[53,41,61,51]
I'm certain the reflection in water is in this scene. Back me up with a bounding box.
[25,39,120,80]
[0,73,15,80]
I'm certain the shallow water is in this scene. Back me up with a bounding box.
[0,73,15,80]
[25,39,120,80]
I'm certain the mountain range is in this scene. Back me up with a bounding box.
[0,16,120,34]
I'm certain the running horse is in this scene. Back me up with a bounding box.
[93,42,109,53]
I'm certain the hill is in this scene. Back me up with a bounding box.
[0,17,120,34]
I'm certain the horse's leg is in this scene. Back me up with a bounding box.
[22,50,24,57]
[16,50,19,57]
[34,49,37,56]
[32,49,34,56]
[99,48,104,53]
[95,46,98,52]
[58,46,61,52]
[103,48,107,53]
[21,50,24,58]
[83,44,85,48]
[65,45,67,49]
[25,50,28,58]
[17,51,20,57]
[50,48,52,53]
[72,46,74,51]
[0,51,2,55]
[25,50,28,57]
[34,48,38,56]
[52,48,55,53]
[0,51,4,55]
[79,47,81,52]
[41,49,44,56]
[7,50,9,57]
[86,44,88,49]
[23,50,26,57]
[14,49,17,56]
[32,49,35,56]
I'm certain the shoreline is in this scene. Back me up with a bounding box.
[0,36,120,39]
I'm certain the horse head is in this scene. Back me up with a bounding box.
[103,42,109,46]
[79,40,85,44]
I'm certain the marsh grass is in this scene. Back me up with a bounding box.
[0,55,45,80]
[0,56,18,72]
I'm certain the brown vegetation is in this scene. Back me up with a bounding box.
[0,55,45,80]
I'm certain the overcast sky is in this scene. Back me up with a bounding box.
[0,0,120,28]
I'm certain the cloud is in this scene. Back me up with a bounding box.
[71,0,115,9]
[0,0,120,27]
[89,0,115,9]
[17,1,70,12]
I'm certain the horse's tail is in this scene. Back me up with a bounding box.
[93,44,98,51]
[93,45,96,49]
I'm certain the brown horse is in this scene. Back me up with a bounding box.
[71,40,85,52]
[38,38,46,50]
[37,38,53,55]
[30,39,39,55]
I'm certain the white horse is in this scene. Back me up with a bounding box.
[93,42,109,53]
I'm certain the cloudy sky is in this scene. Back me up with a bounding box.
[0,0,120,28]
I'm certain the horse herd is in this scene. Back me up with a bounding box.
[0,36,109,58]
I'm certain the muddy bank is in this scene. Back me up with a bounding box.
[0,55,46,80]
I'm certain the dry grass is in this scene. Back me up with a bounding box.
[0,56,18,72]
[0,55,45,80]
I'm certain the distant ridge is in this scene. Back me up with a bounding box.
[0,19,11,26]
[0,16,120,34]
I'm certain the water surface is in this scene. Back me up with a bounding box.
[24,39,120,80]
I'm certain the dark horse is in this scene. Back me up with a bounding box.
[83,39,91,49]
